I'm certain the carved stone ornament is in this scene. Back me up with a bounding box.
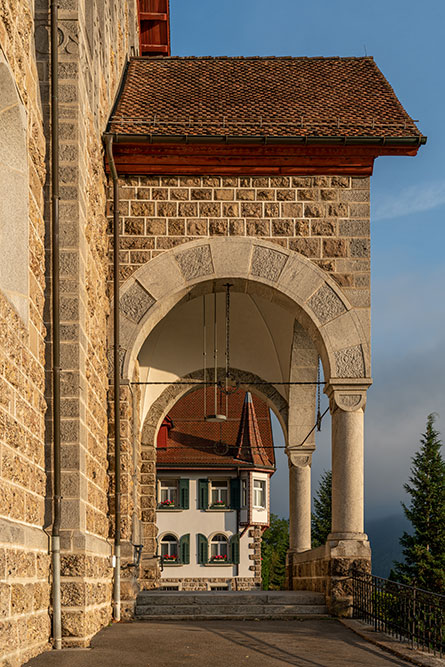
[251,245,288,282]
[175,244,214,281]
[286,450,313,468]
[330,391,367,413]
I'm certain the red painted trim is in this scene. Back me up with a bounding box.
[107,141,420,177]
[137,0,171,57]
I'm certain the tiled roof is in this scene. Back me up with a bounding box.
[234,392,271,468]
[157,387,275,469]
[108,56,423,140]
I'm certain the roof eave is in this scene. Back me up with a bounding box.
[104,131,427,147]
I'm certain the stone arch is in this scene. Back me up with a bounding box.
[116,237,370,385]
[0,52,29,323]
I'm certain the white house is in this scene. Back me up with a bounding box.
[156,389,275,590]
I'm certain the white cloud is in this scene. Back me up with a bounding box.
[373,180,445,221]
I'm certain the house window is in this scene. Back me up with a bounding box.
[253,479,266,508]
[159,480,177,506]
[198,533,239,564]
[241,479,247,508]
[160,534,178,562]
[210,534,229,562]
[210,480,228,507]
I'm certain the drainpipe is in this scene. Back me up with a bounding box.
[50,0,62,651]
[104,134,121,621]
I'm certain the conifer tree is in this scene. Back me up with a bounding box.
[261,514,289,590]
[311,470,332,547]
[392,414,445,593]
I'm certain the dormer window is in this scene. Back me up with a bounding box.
[157,415,174,449]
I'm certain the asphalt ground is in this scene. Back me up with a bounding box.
[24,618,416,667]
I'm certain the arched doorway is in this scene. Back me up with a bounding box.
[112,237,372,614]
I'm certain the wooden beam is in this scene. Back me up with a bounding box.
[139,12,168,21]
[105,141,421,176]
[141,44,169,53]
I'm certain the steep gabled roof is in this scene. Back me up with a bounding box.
[234,392,271,467]
[108,56,424,142]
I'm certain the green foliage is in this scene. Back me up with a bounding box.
[392,414,445,593]
[311,470,332,548]
[261,514,289,590]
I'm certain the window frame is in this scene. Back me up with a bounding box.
[210,480,229,507]
[159,533,179,562]
[241,478,248,509]
[158,479,178,507]
[157,477,189,510]
[210,533,229,562]
[253,478,266,509]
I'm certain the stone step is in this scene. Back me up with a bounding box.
[136,603,328,617]
[135,590,329,620]
[136,590,325,605]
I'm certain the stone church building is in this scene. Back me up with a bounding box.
[0,0,425,664]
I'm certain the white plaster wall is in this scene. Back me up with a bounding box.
[157,472,254,579]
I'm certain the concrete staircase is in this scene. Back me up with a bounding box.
[135,590,329,620]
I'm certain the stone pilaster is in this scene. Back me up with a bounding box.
[35,0,139,648]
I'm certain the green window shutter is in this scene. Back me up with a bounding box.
[179,534,190,564]
[230,478,241,509]
[197,533,208,564]
[230,534,240,564]
[198,479,208,509]
[179,478,189,509]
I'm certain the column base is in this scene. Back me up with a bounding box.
[327,532,368,543]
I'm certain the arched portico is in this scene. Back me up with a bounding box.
[114,237,372,613]
[116,237,370,384]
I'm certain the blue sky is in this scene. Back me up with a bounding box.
[171,1,445,520]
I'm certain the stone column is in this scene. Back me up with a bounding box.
[326,385,369,541]
[288,452,312,552]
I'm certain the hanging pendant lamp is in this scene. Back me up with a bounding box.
[204,291,226,422]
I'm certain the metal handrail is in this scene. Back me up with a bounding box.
[351,571,445,657]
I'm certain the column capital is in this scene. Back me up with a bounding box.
[325,378,372,413]
[286,448,313,469]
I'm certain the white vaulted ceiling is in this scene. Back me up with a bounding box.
[138,291,296,427]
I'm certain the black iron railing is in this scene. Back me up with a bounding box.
[351,571,445,657]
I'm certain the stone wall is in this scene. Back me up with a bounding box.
[108,175,370,335]
[287,541,371,616]
[156,577,260,591]
[0,1,49,664]
[32,0,139,651]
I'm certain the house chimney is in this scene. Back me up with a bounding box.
[137,0,171,57]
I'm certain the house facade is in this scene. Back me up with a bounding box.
[155,389,274,590]
[0,1,425,664]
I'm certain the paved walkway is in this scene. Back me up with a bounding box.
[25,619,415,667]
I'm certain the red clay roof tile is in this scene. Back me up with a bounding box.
[157,387,275,469]
[109,56,423,140]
